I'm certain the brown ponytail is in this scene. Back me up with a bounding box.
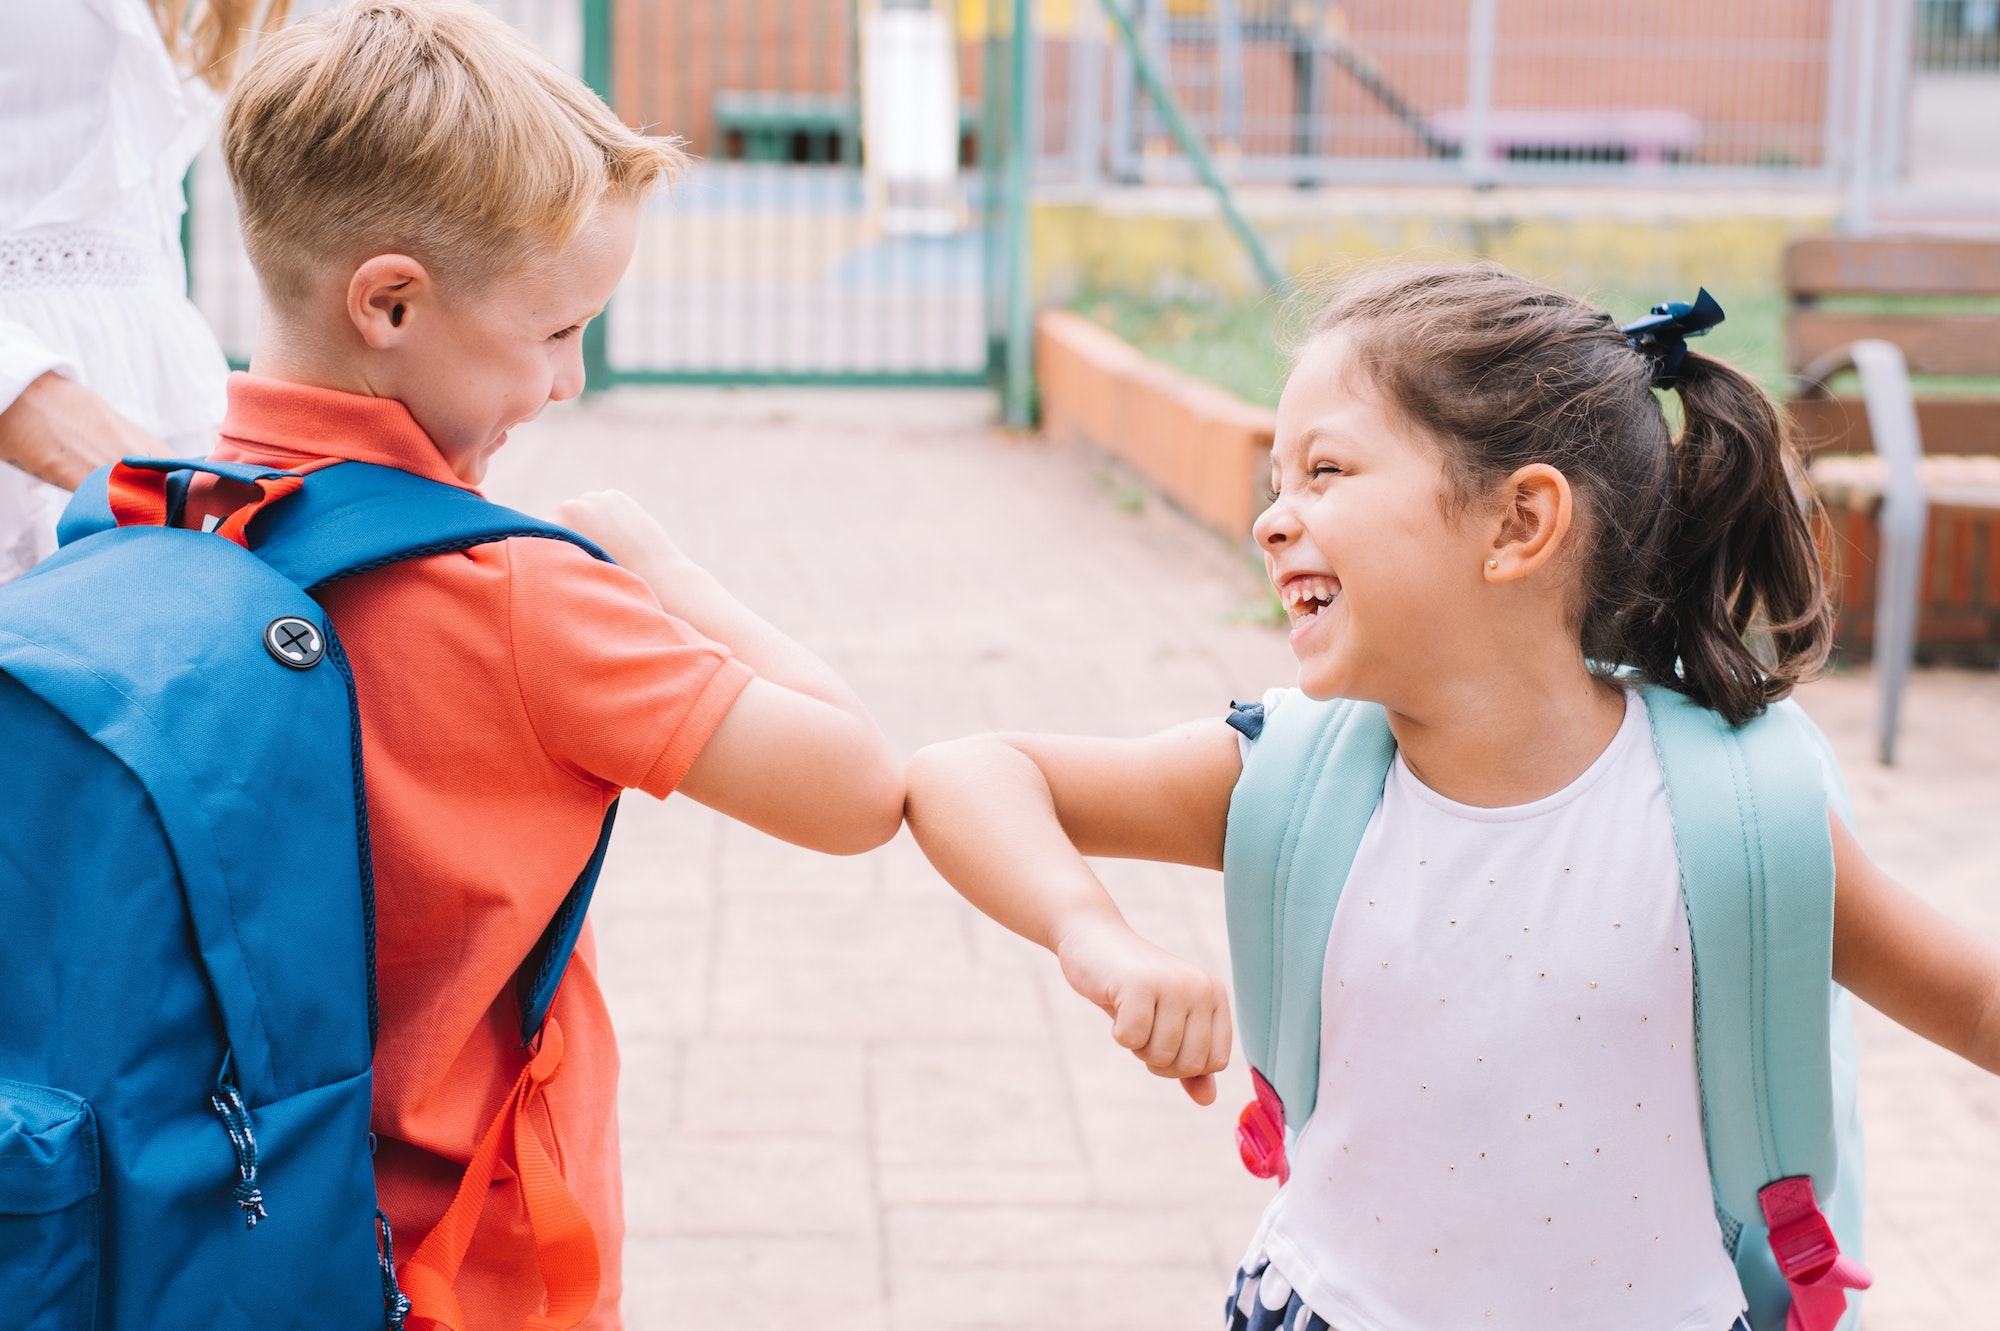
[1304,263,1832,726]
[1622,349,1833,723]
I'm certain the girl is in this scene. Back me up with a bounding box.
[904,265,2000,1331]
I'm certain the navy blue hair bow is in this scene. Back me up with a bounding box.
[1620,288,1725,389]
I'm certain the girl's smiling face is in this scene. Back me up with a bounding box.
[1255,332,1496,705]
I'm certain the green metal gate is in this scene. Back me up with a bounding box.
[579,0,1028,393]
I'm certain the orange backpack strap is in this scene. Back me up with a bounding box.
[396,1017,600,1331]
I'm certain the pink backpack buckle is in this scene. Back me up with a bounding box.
[1758,1176,1872,1331]
[1236,1069,1289,1184]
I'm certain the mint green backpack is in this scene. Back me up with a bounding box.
[1223,684,1869,1331]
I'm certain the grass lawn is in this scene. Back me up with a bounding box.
[1072,286,2000,409]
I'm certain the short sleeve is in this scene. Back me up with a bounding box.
[1229,687,1293,764]
[506,538,755,798]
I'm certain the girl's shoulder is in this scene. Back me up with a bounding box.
[1224,687,1295,749]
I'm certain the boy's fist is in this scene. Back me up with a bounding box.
[1054,915,1233,1104]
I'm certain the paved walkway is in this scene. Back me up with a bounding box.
[486,388,2000,1330]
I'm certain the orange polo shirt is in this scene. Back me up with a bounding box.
[209,374,753,1329]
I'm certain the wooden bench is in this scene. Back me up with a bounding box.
[711,91,980,167]
[1427,108,1702,167]
[1784,235,2000,760]
[712,92,857,164]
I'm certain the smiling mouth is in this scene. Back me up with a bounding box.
[1279,574,1340,629]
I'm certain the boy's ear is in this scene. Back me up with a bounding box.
[1484,463,1573,583]
[347,254,432,350]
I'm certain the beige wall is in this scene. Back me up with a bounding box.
[1032,186,1838,304]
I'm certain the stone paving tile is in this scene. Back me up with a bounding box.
[889,1264,1225,1329]
[620,1236,887,1331]
[488,388,2000,1329]
[706,953,1048,1044]
[628,1136,877,1240]
[884,1205,1216,1268]
[676,1039,870,1139]
[876,1164,1096,1210]
[871,1042,1086,1171]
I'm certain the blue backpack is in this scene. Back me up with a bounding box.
[1223,685,1871,1331]
[0,457,615,1331]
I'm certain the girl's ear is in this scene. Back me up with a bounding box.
[1484,463,1573,583]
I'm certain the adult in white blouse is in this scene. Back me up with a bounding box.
[0,0,285,583]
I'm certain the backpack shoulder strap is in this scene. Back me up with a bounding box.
[60,457,609,587]
[1641,685,1841,1220]
[243,460,608,590]
[66,458,618,1046]
[246,462,618,1044]
[1223,693,1396,1157]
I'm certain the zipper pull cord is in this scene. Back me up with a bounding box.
[208,1081,268,1229]
[376,1209,413,1330]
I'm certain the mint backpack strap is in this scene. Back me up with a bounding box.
[1222,694,1396,1183]
[1642,686,1871,1331]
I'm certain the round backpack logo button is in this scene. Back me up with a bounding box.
[263,616,325,670]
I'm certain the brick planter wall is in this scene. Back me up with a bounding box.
[1036,310,1276,540]
[1818,500,2000,669]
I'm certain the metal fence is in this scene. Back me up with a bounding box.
[603,0,1006,383]
[186,1,1989,391]
[1920,0,2000,67]
[1029,0,1958,192]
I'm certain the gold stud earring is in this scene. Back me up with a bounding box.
[1487,559,1499,569]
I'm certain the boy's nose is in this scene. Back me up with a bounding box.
[550,352,587,404]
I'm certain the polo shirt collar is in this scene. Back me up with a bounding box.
[218,372,475,491]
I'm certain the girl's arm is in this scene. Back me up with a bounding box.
[1831,815,2000,1074]
[905,722,1242,1102]
[556,489,903,855]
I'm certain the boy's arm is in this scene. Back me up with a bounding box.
[1831,814,2000,1074]
[556,490,901,855]
[904,721,1241,1102]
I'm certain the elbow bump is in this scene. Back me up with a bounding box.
[824,754,906,856]
[901,742,957,814]
[905,737,971,781]
[906,734,1009,793]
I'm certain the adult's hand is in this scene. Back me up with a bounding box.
[0,371,159,491]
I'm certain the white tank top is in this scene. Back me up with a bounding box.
[1241,689,1747,1331]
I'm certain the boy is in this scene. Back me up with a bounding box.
[204,2,905,1325]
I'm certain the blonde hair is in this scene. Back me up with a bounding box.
[152,0,291,91]
[224,0,684,304]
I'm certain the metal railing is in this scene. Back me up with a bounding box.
[1031,0,1898,190]
[182,1,1989,402]
[1920,0,2000,67]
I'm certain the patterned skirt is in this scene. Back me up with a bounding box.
[1224,1263,1329,1331]
[1224,1261,1754,1331]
